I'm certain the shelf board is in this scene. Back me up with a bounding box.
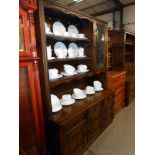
[46,33,91,42]
[48,57,91,63]
[49,71,94,88]
[125,53,134,55]
[125,42,135,46]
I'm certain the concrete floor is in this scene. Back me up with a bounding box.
[83,101,135,155]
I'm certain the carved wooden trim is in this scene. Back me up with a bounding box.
[44,1,95,23]
[20,0,37,10]
[28,10,38,57]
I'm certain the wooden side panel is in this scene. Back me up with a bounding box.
[19,63,41,155]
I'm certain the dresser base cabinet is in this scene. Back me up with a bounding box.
[107,71,126,113]
[125,77,135,106]
[45,90,114,155]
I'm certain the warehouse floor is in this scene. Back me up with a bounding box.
[83,101,135,155]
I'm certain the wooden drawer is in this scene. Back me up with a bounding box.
[112,81,125,90]
[115,86,125,96]
[111,73,125,84]
[114,102,122,113]
[115,92,125,102]
[63,113,86,132]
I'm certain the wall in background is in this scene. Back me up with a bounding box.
[96,4,135,33]
[123,5,135,32]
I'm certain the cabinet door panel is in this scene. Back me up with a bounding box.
[88,115,100,138]
[63,120,87,155]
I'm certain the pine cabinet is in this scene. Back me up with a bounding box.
[107,71,126,113]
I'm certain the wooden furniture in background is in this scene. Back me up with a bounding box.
[107,41,112,71]
[107,71,126,113]
[19,0,46,154]
[125,76,135,106]
[108,30,135,77]
[34,1,113,155]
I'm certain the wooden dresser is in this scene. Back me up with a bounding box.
[107,71,126,113]
[46,90,114,155]
[125,76,135,106]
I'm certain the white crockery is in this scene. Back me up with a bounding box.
[78,33,85,38]
[60,94,75,105]
[77,64,87,72]
[73,88,85,97]
[49,68,58,77]
[64,64,75,74]
[68,43,78,58]
[51,94,62,112]
[53,21,66,36]
[64,32,70,37]
[72,93,86,99]
[68,25,79,36]
[54,42,67,58]
[45,23,51,33]
[93,80,102,90]
[78,47,84,57]
[85,86,95,94]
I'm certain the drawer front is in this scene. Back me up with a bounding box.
[115,86,125,96]
[63,113,86,132]
[112,81,125,90]
[115,92,125,103]
[114,102,122,113]
[111,73,125,84]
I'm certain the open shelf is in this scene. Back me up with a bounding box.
[49,71,94,88]
[48,89,112,124]
[48,57,91,63]
[125,42,135,46]
[46,33,91,42]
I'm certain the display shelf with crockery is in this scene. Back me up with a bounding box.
[35,1,110,154]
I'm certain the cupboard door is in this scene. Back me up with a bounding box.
[19,63,42,155]
[101,96,114,129]
[63,120,87,155]
[87,103,101,139]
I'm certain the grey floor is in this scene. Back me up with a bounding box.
[83,101,135,155]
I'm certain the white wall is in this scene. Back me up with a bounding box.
[96,4,135,33]
[123,5,135,32]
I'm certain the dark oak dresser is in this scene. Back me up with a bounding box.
[34,0,114,155]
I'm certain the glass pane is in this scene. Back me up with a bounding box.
[96,24,105,68]
[19,16,25,52]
